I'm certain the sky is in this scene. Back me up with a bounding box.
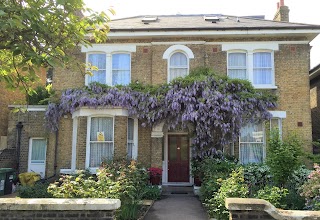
[84,0,320,68]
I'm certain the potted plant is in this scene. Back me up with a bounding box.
[148,167,162,185]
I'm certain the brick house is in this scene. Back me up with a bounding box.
[4,1,320,184]
[310,63,320,152]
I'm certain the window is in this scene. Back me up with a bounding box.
[127,118,134,159]
[30,139,47,164]
[169,52,188,82]
[253,52,273,85]
[112,53,131,86]
[239,122,264,164]
[87,53,131,86]
[89,117,114,167]
[228,52,247,80]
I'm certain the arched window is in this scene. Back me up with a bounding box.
[169,52,188,82]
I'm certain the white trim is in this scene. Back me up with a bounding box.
[71,117,78,171]
[269,111,286,118]
[152,41,206,45]
[8,105,47,111]
[107,29,320,39]
[60,169,73,174]
[222,42,279,51]
[162,45,195,59]
[81,44,136,53]
[72,107,128,118]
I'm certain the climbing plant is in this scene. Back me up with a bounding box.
[45,67,277,156]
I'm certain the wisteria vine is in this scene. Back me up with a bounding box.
[46,68,277,156]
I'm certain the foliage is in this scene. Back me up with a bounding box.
[18,182,52,198]
[205,167,248,220]
[301,164,320,210]
[117,202,141,220]
[199,156,238,201]
[0,0,112,91]
[141,185,162,200]
[26,84,54,105]
[266,130,303,186]
[255,186,288,208]
[148,167,162,176]
[46,67,277,157]
[243,163,272,196]
[48,159,149,219]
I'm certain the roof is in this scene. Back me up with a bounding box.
[109,14,320,31]
[107,14,320,40]
[310,63,320,81]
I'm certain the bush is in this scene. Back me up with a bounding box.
[141,185,161,200]
[199,157,238,201]
[205,167,248,220]
[255,186,288,208]
[18,182,53,198]
[243,163,272,196]
[301,164,320,210]
[48,159,149,220]
[266,130,303,186]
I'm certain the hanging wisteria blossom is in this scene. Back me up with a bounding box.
[45,67,277,156]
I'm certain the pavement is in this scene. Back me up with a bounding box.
[144,186,209,220]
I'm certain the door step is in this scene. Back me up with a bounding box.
[161,186,194,196]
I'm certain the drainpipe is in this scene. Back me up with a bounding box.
[54,130,58,176]
[16,122,23,173]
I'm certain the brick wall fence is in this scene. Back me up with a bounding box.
[0,198,120,220]
[226,198,320,220]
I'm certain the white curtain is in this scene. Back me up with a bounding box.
[240,122,264,164]
[31,139,46,163]
[253,52,272,84]
[169,52,188,81]
[228,53,247,80]
[112,54,130,85]
[127,118,134,159]
[88,54,106,84]
[90,117,113,167]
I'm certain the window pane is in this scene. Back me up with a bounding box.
[88,70,106,84]
[253,52,271,68]
[240,122,264,143]
[169,68,188,81]
[128,118,134,141]
[228,53,246,67]
[240,143,263,164]
[90,143,113,167]
[88,54,106,69]
[112,70,130,86]
[228,69,246,80]
[91,117,113,141]
[170,52,187,66]
[253,69,272,84]
[31,139,46,162]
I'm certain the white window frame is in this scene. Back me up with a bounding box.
[168,51,189,82]
[86,115,115,173]
[85,52,131,86]
[28,138,47,178]
[163,45,194,83]
[227,50,248,80]
[127,118,138,160]
[252,50,275,89]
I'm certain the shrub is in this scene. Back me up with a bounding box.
[243,163,272,196]
[199,157,238,201]
[266,130,303,186]
[255,186,288,208]
[18,182,53,198]
[141,185,162,200]
[300,164,320,210]
[205,167,248,220]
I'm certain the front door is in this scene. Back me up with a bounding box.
[28,138,47,178]
[168,135,189,182]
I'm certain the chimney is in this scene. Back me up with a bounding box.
[273,0,290,22]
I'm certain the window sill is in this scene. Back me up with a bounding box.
[253,85,277,90]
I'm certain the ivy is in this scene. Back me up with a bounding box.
[45,67,277,155]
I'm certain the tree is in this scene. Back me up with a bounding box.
[0,0,112,92]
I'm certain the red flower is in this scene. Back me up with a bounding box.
[148,167,162,176]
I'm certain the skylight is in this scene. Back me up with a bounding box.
[142,16,158,23]
[204,16,220,22]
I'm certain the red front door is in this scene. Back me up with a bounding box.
[168,135,189,182]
